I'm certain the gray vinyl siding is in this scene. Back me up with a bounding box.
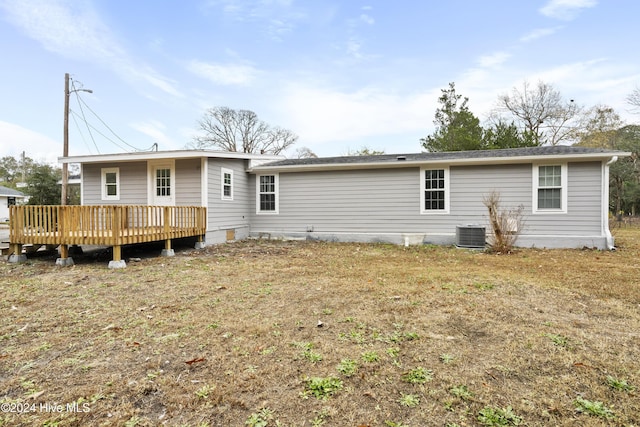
[175,159,202,206]
[206,159,250,232]
[249,161,605,240]
[83,160,203,206]
[82,162,147,205]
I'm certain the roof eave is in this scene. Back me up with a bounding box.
[59,150,285,164]
[250,152,631,173]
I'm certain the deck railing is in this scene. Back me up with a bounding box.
[9,205,207,247]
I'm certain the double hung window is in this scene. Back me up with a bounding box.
[533,164,567,213]
[257,174,278,213]
[420,168,449,214]
[101,168,120,200]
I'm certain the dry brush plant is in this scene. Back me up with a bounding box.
[483,190,524,253]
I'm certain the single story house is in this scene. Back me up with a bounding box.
[0,185,26,222]
[60,145,629,251]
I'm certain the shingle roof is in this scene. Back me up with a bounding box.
[256,145,627,169]
[0,185,25,197]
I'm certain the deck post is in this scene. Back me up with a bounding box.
[55,207,74,266]
[108,207,126,268]
[7,243,26,263]
[108,245,126,269]
[161,238,175,257]
[161,206,175,257]
[56,244,74,266]
[195,235,206,249]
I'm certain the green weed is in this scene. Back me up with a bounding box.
[302,377,343,400]
[245,407,274,427]
[401,367,433,384]
[477,406,522,426]
[450,385,473,400]
[336,358,358,377]
[195,384,215,399]
[544,333,572,349]
[398,393,420,408]
[574,396,615,419]
[361,351,379,363]
[606,375,635,392]
[474,282,495,290]
[439,353,455,364]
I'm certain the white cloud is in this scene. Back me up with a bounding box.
[187,60,258,86]
[539,0,597,20]
[0,0,181,97]
[477,52,511,68]
[0,121,61,164]
[278,84,437,146]
[130,120,177,150]
[360,14,375,25]
[520,27,562,42]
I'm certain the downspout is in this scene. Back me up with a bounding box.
[603,156,618,250]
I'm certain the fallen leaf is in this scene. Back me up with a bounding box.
[573,362,595,369]
[185,357,206,365]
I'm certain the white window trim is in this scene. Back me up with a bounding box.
[101,167,120,201]
[420,167,450,214]
[221,168,234,201]
[256,174,279,214]
[532,163,567,214]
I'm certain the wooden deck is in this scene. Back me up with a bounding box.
[8,205,207,265]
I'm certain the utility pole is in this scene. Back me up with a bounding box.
[62,73,70,205]
[62,73,92,205]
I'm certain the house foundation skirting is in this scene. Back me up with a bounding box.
[248,230,611,250]
[205,225,249,245]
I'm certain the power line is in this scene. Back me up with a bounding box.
[69,109,132,152]
[70,80,100,153]
[69,76,158,153]
[69,106,99,154]
[74,90,144,152]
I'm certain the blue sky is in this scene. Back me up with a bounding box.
[1,0,639,163]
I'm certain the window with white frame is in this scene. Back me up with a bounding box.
[533,164,567,213]
[420,167,449,214]
[156,168,171,197]
[257,174,278,213]
[101,167,120,200]
[221,168,233,200]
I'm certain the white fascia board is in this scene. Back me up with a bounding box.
[250,152,631,173]
[59,150,284,164]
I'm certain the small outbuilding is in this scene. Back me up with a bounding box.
[0,185,26,222]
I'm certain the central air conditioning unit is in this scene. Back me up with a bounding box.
[456,225,486,249]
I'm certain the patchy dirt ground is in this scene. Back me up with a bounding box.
[1,228,639,426]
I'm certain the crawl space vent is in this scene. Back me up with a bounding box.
[456,225,486,248]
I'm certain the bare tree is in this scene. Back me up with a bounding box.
[294,147,318,159]
[495,80,582,145]
[574,105,625,149]
[627,87,640,114]
[189,107,298,154]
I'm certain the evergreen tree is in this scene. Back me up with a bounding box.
[420,82,484,152]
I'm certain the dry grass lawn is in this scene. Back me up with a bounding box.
[1,227,639,426]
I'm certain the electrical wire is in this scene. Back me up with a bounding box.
[69,110,131,152]
[70,76,157,153]
[69,106,98,154]
[71,80,100,153]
